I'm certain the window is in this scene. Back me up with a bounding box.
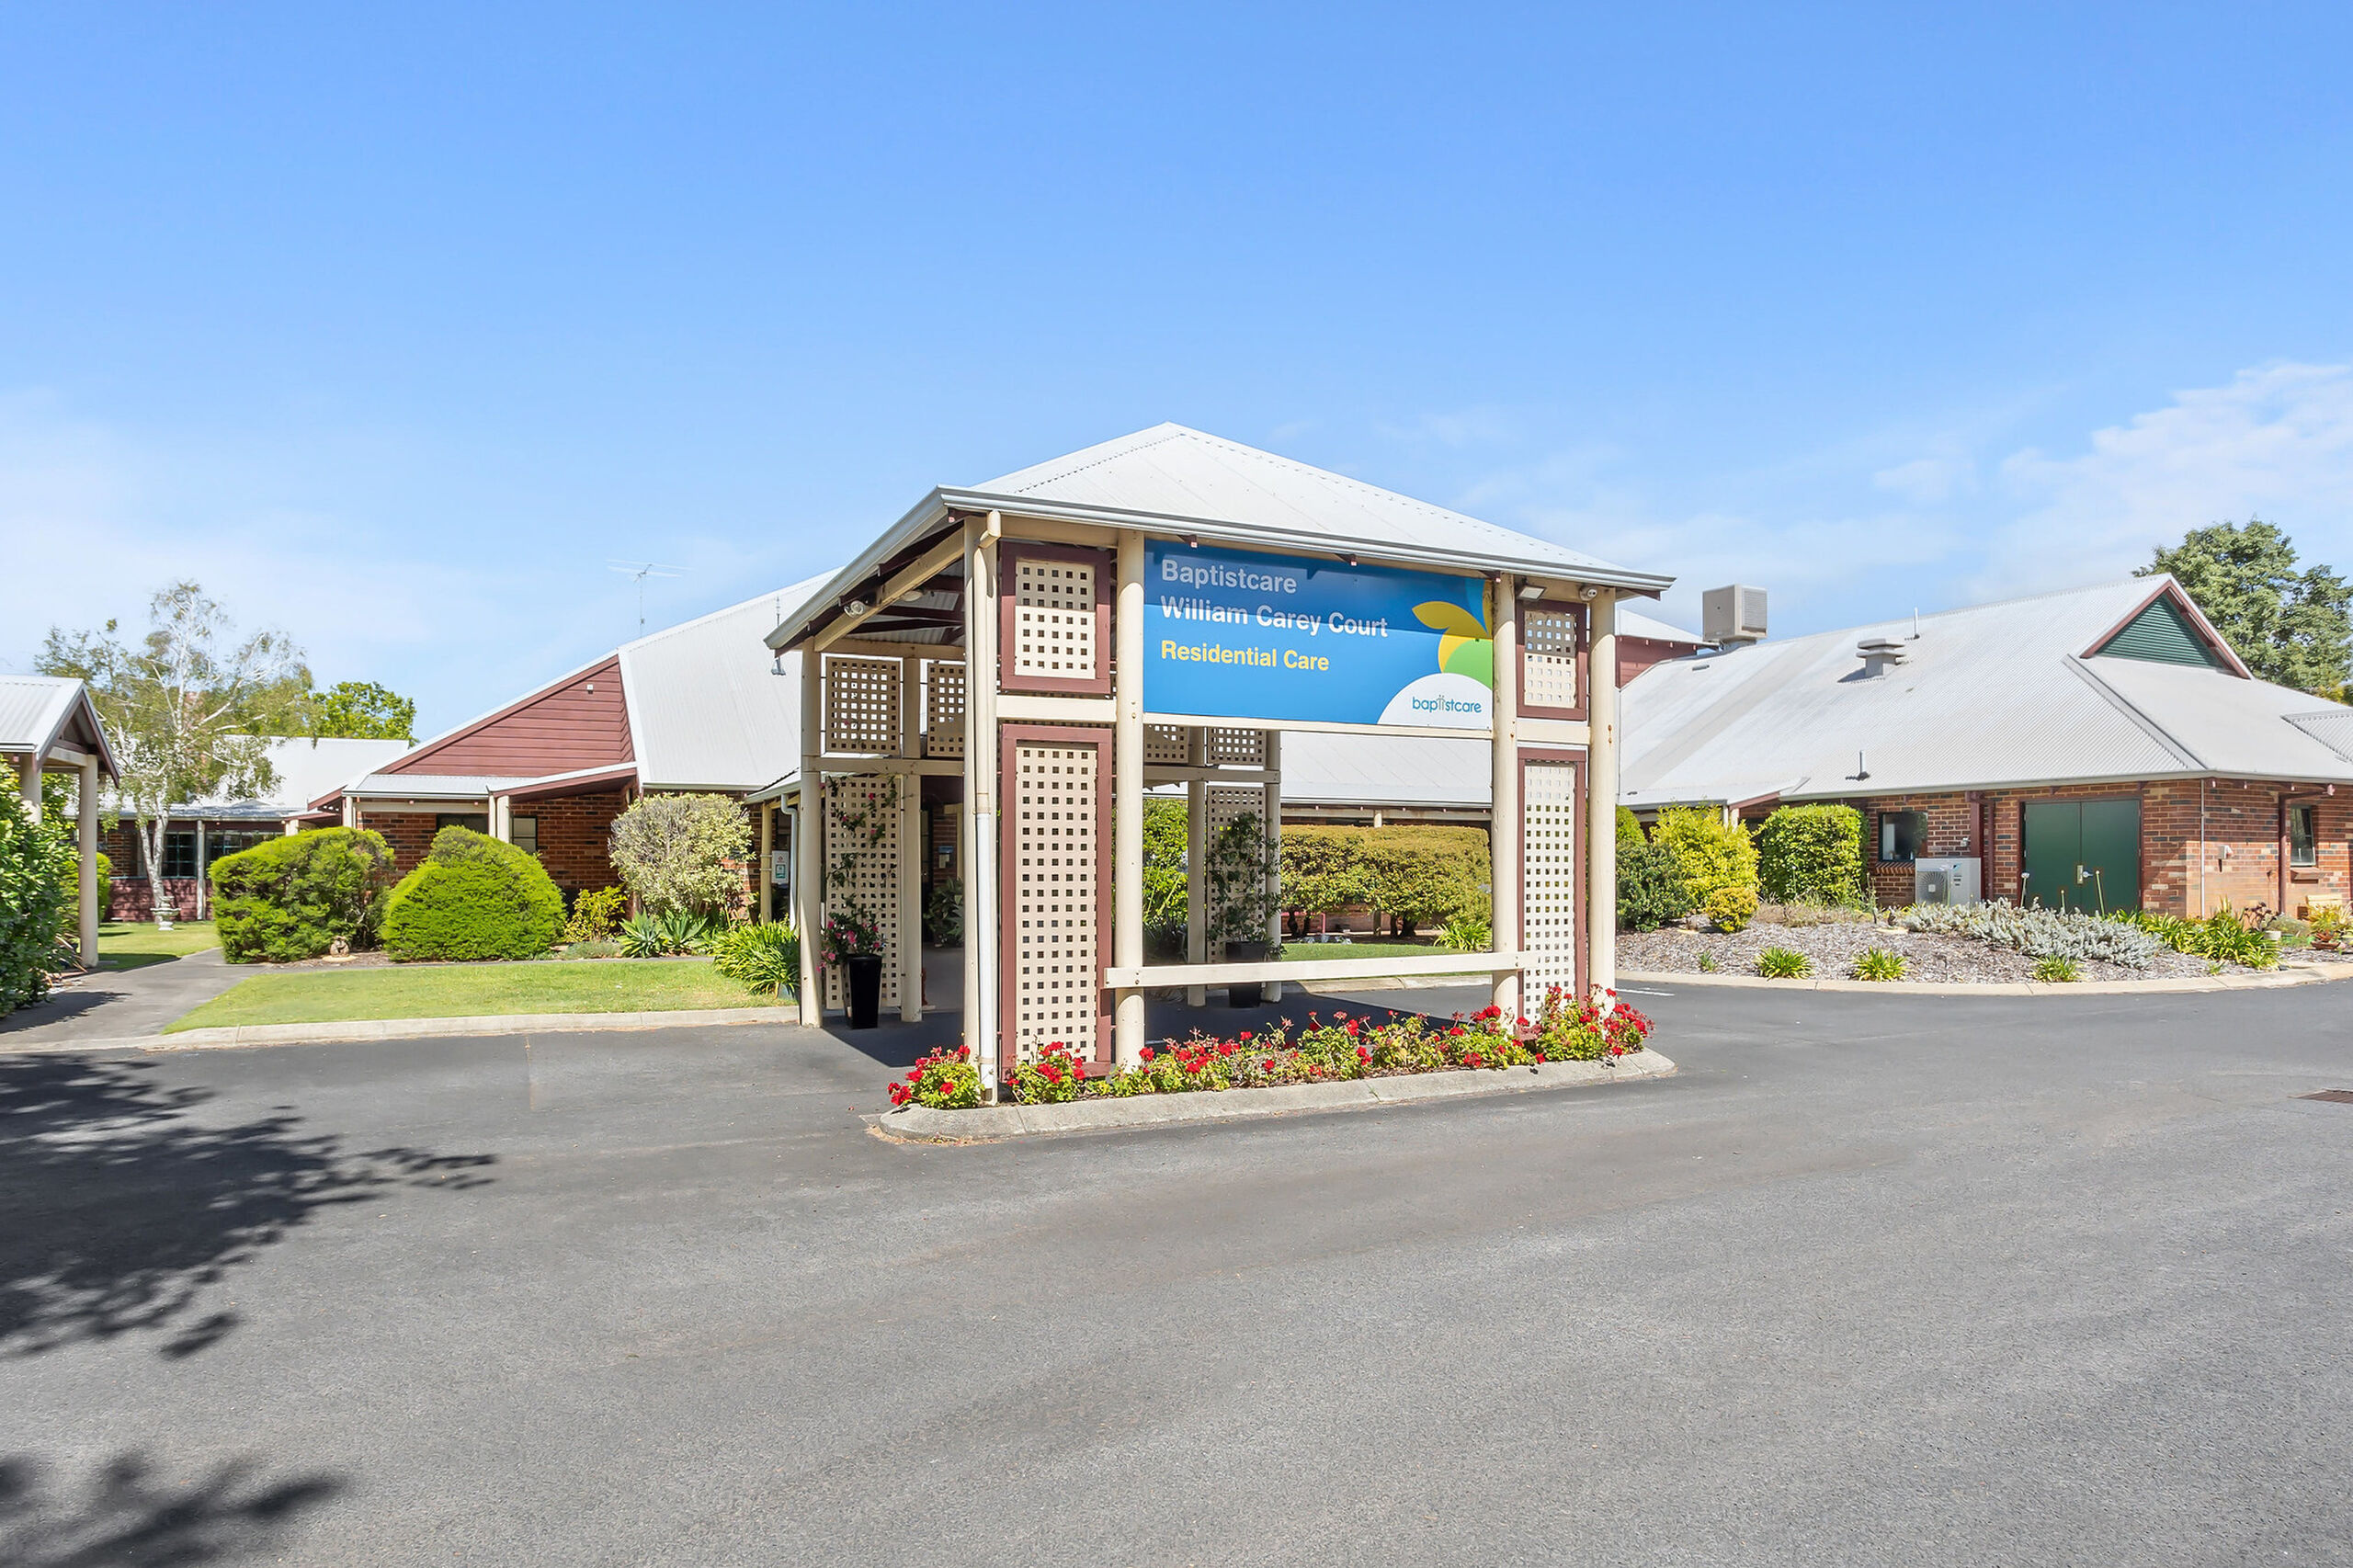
[436,812,489,835]
[161,832,197,879]
[203,830,272,870]
[1878,811,1926,863]
[510,815,538,856]
[2290,803,2317,869]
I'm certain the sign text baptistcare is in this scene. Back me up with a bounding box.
[1142,542,1495,729]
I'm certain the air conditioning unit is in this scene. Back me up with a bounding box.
[1915,857,1982,905]
[1702,585,1768,645]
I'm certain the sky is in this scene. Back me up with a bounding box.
[4,3,2350,738]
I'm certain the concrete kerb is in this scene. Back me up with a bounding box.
[1618,965,2352,997]
[870,1047,1678,1143]
[2,1006,792,1055]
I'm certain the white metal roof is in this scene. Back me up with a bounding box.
[0,675,115,775]
[1277,731,1492,809]
[767,423,1672,652]
[620,576,830,790]
[1617,608,1701,644]
[1619,575,2353,807]
[164,737,412,816]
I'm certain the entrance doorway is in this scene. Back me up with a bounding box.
[2021,799,2141,914]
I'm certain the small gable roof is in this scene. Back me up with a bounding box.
[0,675,117,778]
[2083,580,2249,676]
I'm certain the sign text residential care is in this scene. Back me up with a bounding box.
[1142,541,1495,729]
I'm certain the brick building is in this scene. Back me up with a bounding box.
[1618,576,2353,919]
[310,580,829,908]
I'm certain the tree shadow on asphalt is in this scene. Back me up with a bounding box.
[0,1451,342,1567]
[0,1053,495,1360]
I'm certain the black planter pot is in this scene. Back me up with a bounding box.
[844,954,884,1029]
[1224,940,1271,1007]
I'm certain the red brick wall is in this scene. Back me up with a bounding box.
[526,790,628,897]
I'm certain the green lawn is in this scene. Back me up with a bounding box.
[165,959,786,1032]
[1279,940,1459,962]
[97,920,221,970]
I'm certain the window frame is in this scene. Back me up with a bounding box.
[2289,802,2318,869]
[1877,810,1927,864]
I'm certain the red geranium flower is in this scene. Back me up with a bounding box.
[1140,1046,1154,1062]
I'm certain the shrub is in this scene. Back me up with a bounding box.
[710,920,800,995]
[1617,805,1644,849]
[1617,840,1694,931]
[210,826,395,964]
[1358,826,1488,937]
[562,939,622,960]
[2311,906,2346,952]
[1756,946,1813,979]
[2034,955,2081,983]
[2115,905,2278,970]
[1280,825,1375,923]
[55,849,110,941]
[1655,807,1759,909]
[1142,799,1189,949]
[608,792,752,916]
[381,826,564,961]
[1853,947,1906,981]
[563,885,628,944]
[1440,909,1493,952]
[926,878,963,945]
[0,790,74,1014]
[1755,804,1864,906]
[1704,884,1758,933]
[887,1045,982,1109]
[619,905,723,958]
[1900,899,2163,970]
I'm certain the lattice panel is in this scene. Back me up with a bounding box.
[1523,760,1580,1000]
[925,660,967,759]
[1144,724,1189,765]
[1206,728,1265,767]
[1525,609,1581,711]
[824,655,902,755]
[1010,557,1098,684]
[1009,738,1102,1063]
[822,775,903,1012]
[1204,782,1271,958]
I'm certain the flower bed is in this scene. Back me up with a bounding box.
[885,988,1654,1109]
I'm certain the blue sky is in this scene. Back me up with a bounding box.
[5,3,2350,737]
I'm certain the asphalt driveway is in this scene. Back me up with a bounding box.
[2,983,2349,1565]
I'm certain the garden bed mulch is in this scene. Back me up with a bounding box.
[1619,920,2257,983]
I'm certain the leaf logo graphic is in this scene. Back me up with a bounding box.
[1413,601,1495,687]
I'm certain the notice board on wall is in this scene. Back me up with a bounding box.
[1142,541,1495,730]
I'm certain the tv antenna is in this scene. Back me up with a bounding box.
[608,561,688,636]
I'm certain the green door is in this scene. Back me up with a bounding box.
[2022,799,2141,914]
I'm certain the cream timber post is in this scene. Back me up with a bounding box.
[758,801,774,923]
[1586,590,1619,1000]
[965,512,1004,1096]
[1185,726,1207,1007]
[16,756,37,813]
[1260,728,1283,1004]
[795,648,823,1027]
[1113,530,1147,1067]
[1490,575,1520,1018]
[897,652,923,1023]
[78,755,99,966]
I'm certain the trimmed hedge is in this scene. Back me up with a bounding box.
[1616,840,1692,931]
[1,789,74,1014]
[1277,824,1489,935]
[381,825,564,961]
[1756,804,1864,906]
[210,827,395,963]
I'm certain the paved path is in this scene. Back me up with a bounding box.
[0,949,241,1046]
[1,984,2349,1564]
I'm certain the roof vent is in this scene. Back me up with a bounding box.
[1858,635,1910,677]
[1702,585,1767,646]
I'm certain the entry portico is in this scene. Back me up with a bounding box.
[764,424,1672,1095]
[1,675,119,969]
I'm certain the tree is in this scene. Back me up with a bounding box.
[608,792,752,916]
[309,680,416,742]
[1141,800,1189,949]
[2143,518,2352,698]
[38,584,309,924]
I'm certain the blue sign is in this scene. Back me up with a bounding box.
[1142,542,1495,729]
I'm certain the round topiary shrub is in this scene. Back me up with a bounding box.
[381,825,564,961]
[211,826,395,963]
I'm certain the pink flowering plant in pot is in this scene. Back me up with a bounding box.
[819,910,882,966]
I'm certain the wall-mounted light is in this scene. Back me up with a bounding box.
[1182,534,1199,549]
[1342,553,1359,567]
[1518,583,1546,601]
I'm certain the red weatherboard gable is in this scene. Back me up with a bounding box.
[381,655,635,778]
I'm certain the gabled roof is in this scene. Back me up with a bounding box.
[619,576,830,790]
[164,737,410,817]
[1620,575,2353,807]
[0,675,117,777]
[1618,608,1702,645]
[767,423,1672,653]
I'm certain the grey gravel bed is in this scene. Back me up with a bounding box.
[1620,922,2256,983]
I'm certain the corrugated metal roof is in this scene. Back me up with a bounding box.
[162,737,411,813]
[348,773,539,799]
[1278,732,1492,808]
[1617,608,1700,644]
[0,676,80,753]
[620,577,831,790]
[1620,576,2353,805]
[2285,710,2353,764]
